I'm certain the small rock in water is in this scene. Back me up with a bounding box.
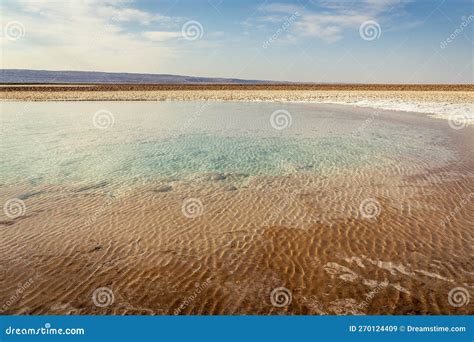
[210,173,227,181]
[89,245,102,253]
[18,190,45,200]
[154,185,172,192]
[224,185,238,191]
[191,172,227,182]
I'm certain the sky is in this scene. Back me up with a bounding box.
[0,0,472,83]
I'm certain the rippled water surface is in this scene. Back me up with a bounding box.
[1,101,472,316]
[0,101,452,187]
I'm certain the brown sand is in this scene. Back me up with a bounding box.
[0,106,472,315]
[0,84,473,103]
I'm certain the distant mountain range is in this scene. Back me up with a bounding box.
[0,69,280,84]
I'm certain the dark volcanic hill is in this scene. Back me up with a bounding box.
[0,69,279,84]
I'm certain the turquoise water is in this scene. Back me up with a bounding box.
[0,101,452,187]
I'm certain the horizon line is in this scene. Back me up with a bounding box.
[1,69,473,86]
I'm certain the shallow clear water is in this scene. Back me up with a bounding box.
[0,101,452,187]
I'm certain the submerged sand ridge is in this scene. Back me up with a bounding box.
[0,161,472,315]
[0,102,472,315]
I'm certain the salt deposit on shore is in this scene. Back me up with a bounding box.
[1,88,472,123]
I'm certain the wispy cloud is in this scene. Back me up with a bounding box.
[143,31,182,42]
[255,0,413,42]
[0,0,186,72]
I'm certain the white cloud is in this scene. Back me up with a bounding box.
[293,12,371,42]
[143,31,182,41]
[255,1,411,42]
[258,3,301,14]
[0,0,184,72]
[101,8,157,25]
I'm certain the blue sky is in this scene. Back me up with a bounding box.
[0,0,472,83]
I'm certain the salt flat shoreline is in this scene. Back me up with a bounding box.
[1,87,473,122]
